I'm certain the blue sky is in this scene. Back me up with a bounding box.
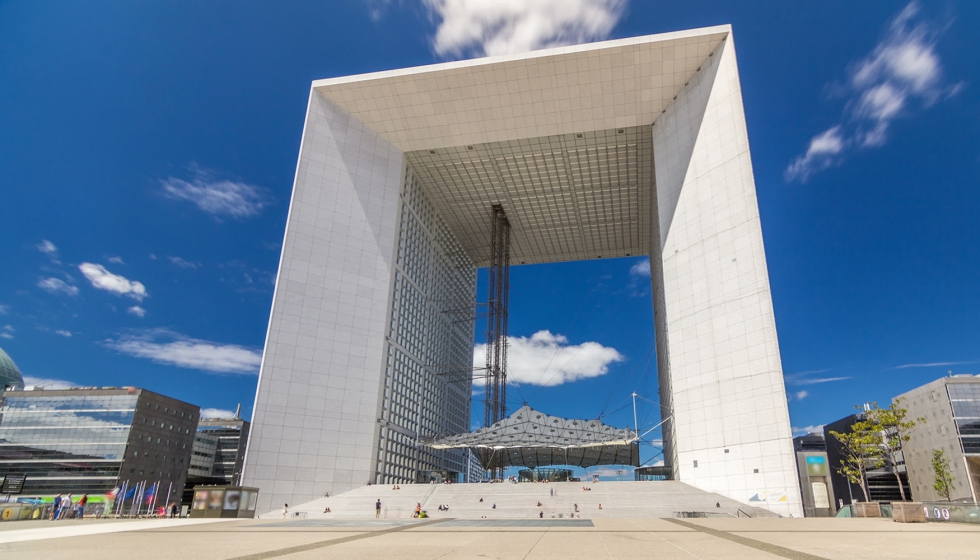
[1,1,978,475]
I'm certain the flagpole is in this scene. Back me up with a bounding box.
[116,481,127,516]
[164,481,173,517]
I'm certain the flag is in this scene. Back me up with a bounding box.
[144,482,157,504]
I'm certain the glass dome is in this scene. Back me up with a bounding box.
[0,347,25,390]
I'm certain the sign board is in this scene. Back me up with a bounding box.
[805,455,828,476]
[1,475,25,494]
[811,481,830,509]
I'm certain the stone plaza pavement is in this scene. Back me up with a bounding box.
[1,516,979,559]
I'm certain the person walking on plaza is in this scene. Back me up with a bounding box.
[282,503,288,519]
[77,495,88,519]
[375,499,381,518]
[60,494,73,519]
[170,503,178,518]
[51,494,62,520]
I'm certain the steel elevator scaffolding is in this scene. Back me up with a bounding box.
[484,205,511,479]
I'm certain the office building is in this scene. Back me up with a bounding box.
[243,25,802,517]
[792,433,836,516]
[0,386,198,503]
[823,414,910,503]
[198,416,250,485]
[897,375,980,502]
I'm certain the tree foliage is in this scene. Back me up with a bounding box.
[932,449,955,501]
[830,412,884,503]
[865,398,924,501]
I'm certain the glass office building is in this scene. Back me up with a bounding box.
[0,387,199,501]
[198,417,250,485]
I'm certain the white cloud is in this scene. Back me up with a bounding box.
[104,329,262,374]
[473,330,623,386]
[788,376,851,386]
[0,303,8,315]
[107,256,125,264]
[127,306,147,318]
[792,425,825,436]
[785,2,957,182]
[37,240,58,256]
[894,360,980,369]
[629,259,650,277]
[37,277,79,296]
[424,0,627,58]
[0,328,11,340]
[78,263,147,301]
[22,375,78,390]
[200,407,237,419]
[161,168,269,218]
[54,330,72,337]
[168,256,201,269]
[794,390,809,400]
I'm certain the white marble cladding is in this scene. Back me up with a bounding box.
[243,91,405,515]
[651,37,802,517]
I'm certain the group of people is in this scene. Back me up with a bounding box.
[51,493,88,520]
[436,504,450,511]
[581,486,593,492]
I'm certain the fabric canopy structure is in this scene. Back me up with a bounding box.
[424,405,639,469]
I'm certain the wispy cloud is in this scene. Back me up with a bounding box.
[0,325,12,340]
[789,376,851,386]
[161,167,270,218]
[893,360,980,370]
[36,240,58,258]
[0,304,8,315]
[424,0,627,58]
[629,259,650,277]
[104,329,262,374]
[785,2,960,182]
[168,256,201,269]
[37,277,79,296]
[22,375,79,390]
[784,370,851,386]
[78,263,147,301]
[127,306,147,318]
[200,407,238,419]
[107,256,125,264]
[54,330,72,337]
[793,390,809,401]
[473,330,623,386]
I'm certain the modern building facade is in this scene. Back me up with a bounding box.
[198,417,250,485]
[792,433,836,516]
[823,414,910,503]
[897,375,980,502]
[244,25,802,517]
[0,387,198,504]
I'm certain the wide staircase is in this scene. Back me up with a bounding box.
[264,481,777,520]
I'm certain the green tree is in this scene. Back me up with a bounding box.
[932,449,955,501]
[830,410,884,502]
[866,398,925,501]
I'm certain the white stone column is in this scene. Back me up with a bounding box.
[651,36,803,517]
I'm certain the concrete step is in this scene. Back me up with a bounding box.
[262,481,777,519]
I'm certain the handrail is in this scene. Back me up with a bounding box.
[736,508,752,518]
